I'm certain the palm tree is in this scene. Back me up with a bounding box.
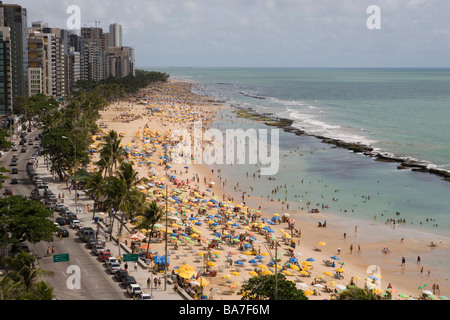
[136,201,164,258]
[103,162,145,255]
[97,130,127,178]
[3,251,54,292]
[85,171,105,219]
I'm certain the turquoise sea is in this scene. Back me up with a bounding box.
[144,67,450,236]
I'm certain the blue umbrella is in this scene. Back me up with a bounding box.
[234,260,244,265]
[249,259,258,264]
[288,257,298,263]
[307,258,316,262]
[331,256,340,260]
[255,255,264,260]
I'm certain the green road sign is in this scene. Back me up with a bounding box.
[123,254,139,262]
[53,254,70,263]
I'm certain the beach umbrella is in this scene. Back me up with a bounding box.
[306,258,315,262]
[304,290,314,296]
[317,242,326,246]
[398,293,409,299]
[330,256,339,260]
[335,268,345,273]
[313,284,324,288]
[438,296,448,300]
[282,270,292,276]
[323,271,333,277]
[327,281,338,287]
[302,261,311,266]
[231,271,240,276]
[249,271,259,277]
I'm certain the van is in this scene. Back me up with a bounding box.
[78,227,95,242]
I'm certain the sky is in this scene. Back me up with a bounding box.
[9,0,450,68]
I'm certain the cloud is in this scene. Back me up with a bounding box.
[10,0,450,67]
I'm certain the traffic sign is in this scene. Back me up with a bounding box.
[123,254,139,262]
[53,254,70,263]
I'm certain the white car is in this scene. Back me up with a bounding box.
[136,293,152,300]
[107,262,121,274]
[70,219,81,229]
[127,284,142,298]
[105,257,118,266]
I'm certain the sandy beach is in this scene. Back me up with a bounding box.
[88,78,449,300]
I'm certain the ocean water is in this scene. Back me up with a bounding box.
[144,67,450,235]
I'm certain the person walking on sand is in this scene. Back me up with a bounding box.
[417,256,421,265]
[350,244,353,254]
[401,257,406,266]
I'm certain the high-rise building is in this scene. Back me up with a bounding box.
[109,23,122,47]
[0,2,28,103]
[0,26,12,121]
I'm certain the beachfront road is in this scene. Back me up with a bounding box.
[0,130,127,300]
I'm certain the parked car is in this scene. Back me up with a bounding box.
[21,147,27,153]
[122,275,137,286]
[127,284,142,298]
[86,238,98,249]
[105,257,118,266]
[55,217,67,225]
[11,168,18,174]
[10,160,17,166]
[114,269,128,282]
[11,146,17,151]
[91,245,105,255]
[136,293,152,300]
[59,228,69,237]
[10,178,18,184]
[3,188,12,195]
[107,262,122,274]
[55,204,65,212]
[70,219,81,229]
[98,250,112,262]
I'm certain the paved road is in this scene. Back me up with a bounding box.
[0,128,183,300]
[0,129,126,300]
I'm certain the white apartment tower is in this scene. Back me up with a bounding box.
[109,23,122,47]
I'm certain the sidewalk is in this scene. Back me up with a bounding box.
[34,156,186,300]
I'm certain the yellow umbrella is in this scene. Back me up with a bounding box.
[336,268,345,273]
[304,290,314,296]
[179,270,196,279]
[249,271,259,277]
[257,264,268,269]
[323,271,333,277]
[299,270,309,276]
[231,271,240,276]
[317,242,326,246]
[327,281,338,287]
[302,261,312,266]
[222,274,231,279]
[207,261,216,267]
[282,270,292,276]
[290,264,300,271]
[196,277,210,286]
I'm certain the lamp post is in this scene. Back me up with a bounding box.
[62,135,77,204]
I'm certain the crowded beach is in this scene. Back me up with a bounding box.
[85,79,448,300]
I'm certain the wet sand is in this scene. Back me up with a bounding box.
[90,78,449,300]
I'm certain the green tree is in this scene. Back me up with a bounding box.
[338,286,380,300]
[85,171,105,219]
[238,273,308,300]
[3,251,54,293]
[136,201,163,258]
[97,130,127,178]
[0,196,58,254]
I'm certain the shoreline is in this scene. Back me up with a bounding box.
[232,106,450,183]
[91,78,449,300]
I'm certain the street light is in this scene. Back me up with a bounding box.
[62,135,77,204]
